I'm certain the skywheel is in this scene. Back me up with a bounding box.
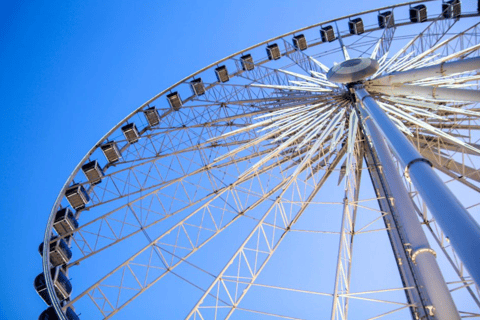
[36,1,480,319]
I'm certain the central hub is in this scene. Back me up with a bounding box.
[326,57,379,84]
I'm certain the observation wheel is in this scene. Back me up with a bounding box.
[36,1,480,319]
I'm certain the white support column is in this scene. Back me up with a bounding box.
[368,56,480,86]
[354,87,480,290]
[361,111,460,320]
[361,134,427,319]
[366,84,480,102]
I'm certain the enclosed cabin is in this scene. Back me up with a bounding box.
[34,267,72,305]
[442,0,461,19]
[190,78,206,96]
[101,141,121,163]
[39,307,80,320]
[410,4,427,23]
[65,184,89,210]
[292,34,307,51]
[53,208,78,237]
[82,160,104,185]
[215,65,230,83]
[320,26,335,42]
[167,91,183,110]
[378,11,395,28]
[349,18,364,35]
[38,237,72,267]
[143,106,160,127]
[240,54,255,71]
[122,123,140,143]
[266,44,281,60]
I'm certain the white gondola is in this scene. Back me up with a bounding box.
[215,65,229,83]
[38,237,72,267]
[121,123,140,143]
[378,11,394,28]
[442,0,461,19]
[293,34,307,51]
[167,91,182,110]
[100,141,121,163]
[240,54,255,71]
[53,208,78,236]
[65,184,89,210]
[266,43,281,60]
[320,26,335,42]
[143,106,160,126]
[34,267,72,305]
[410,4,427,22]
[81,160,104,185]
[348,18,364,35]
[190,78,205,96]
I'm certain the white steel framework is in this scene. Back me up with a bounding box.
[40,1,480,319]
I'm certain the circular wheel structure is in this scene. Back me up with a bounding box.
[38,1,480,319]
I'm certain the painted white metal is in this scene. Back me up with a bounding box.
[309,56,330,73]
[330,113,359,320]
[381,96,480,117]
[184,149,344,320]
[361,128,428,319]
[330,118,346,152]
[362,112,460,320]
[355,87,480,289]
[311,70,328,80]
[386,51,416,73]
[252,83,332,92]
[368,83,480,102]
[369,56,480,86]
[278,68,337,86]
[373,101,480,155]
[400,21,480,71]
[41,2,480,318]
[370,39,381,60]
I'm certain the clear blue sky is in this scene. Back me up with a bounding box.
[0,1,476,319]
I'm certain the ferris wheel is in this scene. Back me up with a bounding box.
[36,0,480,319]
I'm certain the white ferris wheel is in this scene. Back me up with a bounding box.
[36,1,480,319]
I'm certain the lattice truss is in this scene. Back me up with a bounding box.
[46,5,480,320]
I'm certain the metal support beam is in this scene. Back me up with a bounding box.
[355,87,480,289]
[367,84,480,102]
[369,56,480,86]
[361,111,460,320]
[419,148,480,184]
[362,134,427,320]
